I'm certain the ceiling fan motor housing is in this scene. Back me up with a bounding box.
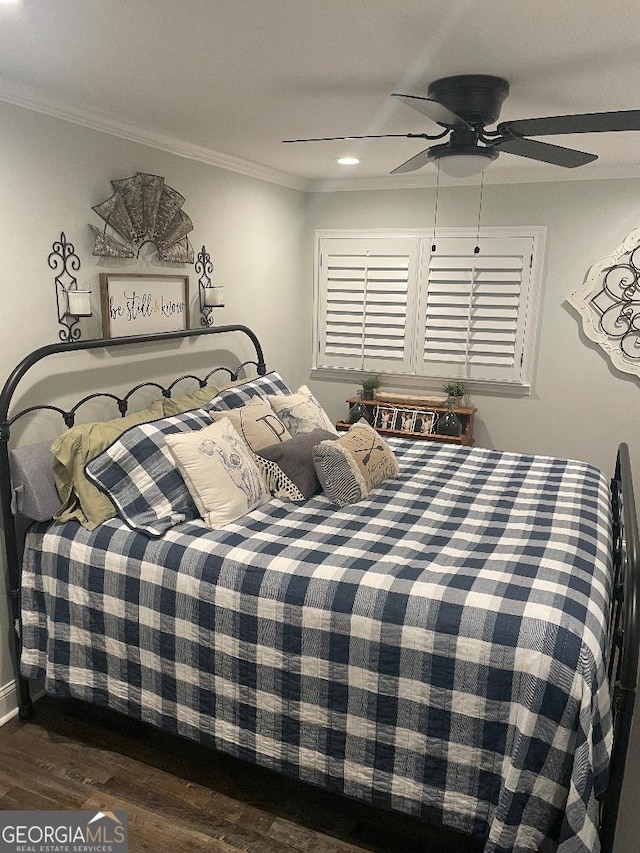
[427,75,510,126]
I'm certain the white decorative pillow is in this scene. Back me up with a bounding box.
[267,385,337,437]
[164,418,270,529]
[209,395,291,452]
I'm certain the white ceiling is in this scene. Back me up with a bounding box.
[2,0,640,190]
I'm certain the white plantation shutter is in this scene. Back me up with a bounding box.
[421,236,534,382]
[314,229,543,389]
[317,237,418,372]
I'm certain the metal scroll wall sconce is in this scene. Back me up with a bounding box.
[196,245,225,327]
[49,232,92,342]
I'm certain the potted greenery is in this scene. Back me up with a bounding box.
[361,374,381,400]
[442,381,466,404]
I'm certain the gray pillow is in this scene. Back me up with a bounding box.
[255,428,337,501]
[9,441,61,521]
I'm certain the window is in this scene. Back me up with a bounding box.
[314,227,545,391]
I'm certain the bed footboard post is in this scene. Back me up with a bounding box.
[600,442,640,853]
[16,679,33,720]
[600,683,635,853]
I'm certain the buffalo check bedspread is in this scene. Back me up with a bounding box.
[20,440,613,852]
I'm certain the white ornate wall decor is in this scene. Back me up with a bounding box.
[568,227,640,378]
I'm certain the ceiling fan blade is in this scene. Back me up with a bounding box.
[282,132,426,143]
[494,136,597,168]
[498,110,640,137]
[390,148,432,175]
[392,94,471,129]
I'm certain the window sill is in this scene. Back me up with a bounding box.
[309,367,532,398]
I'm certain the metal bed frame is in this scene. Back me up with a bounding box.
[0,326,637,853]
[600,442,639,853]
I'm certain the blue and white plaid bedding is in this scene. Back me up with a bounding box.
[20,440,613,853]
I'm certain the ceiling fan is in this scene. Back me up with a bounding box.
[283,74,640,177]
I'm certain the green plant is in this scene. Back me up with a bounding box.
[442,381,466,398]
[361,374,381,391]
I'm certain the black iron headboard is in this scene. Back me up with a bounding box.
[0,325,266,721]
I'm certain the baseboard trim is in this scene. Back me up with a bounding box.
[0,678,44,727]
[0,679,18,726]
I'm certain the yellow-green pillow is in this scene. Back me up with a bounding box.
[161,384,220,416]
[51,400,165,530]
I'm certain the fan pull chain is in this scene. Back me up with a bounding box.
[474,170,485,255]
[432,161,441,253]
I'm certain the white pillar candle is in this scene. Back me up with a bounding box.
[203,285,224,307]
[66,289,92,317]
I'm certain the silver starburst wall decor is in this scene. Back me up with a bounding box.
[89,172,194,263]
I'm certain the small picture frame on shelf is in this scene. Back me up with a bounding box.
[413,410,437,435]
[374,405,397,431]
[397,409,416,433]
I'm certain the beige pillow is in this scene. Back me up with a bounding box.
[51,399,165,529]
[267,385,337,436]
[312,421,399,507]
[209,395,291,452]
[164,418,270,529]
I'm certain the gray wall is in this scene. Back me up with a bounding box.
[0,101,307,717]
[305,180,640,476]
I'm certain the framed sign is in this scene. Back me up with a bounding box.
[100,273,189,338]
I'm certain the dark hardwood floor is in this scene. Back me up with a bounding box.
[0,696,483,853]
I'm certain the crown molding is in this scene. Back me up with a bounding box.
[2,74,640,195]
[306,162,640,192]
[0,74,310,193]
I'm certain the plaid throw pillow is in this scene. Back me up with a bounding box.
[85,408,213,537]
[206,371,291,411]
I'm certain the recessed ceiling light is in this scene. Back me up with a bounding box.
[0,1,22,5]
[336,156,361,166]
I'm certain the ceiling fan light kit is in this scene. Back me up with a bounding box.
[429,148,497,178]
[284,73,640,175]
